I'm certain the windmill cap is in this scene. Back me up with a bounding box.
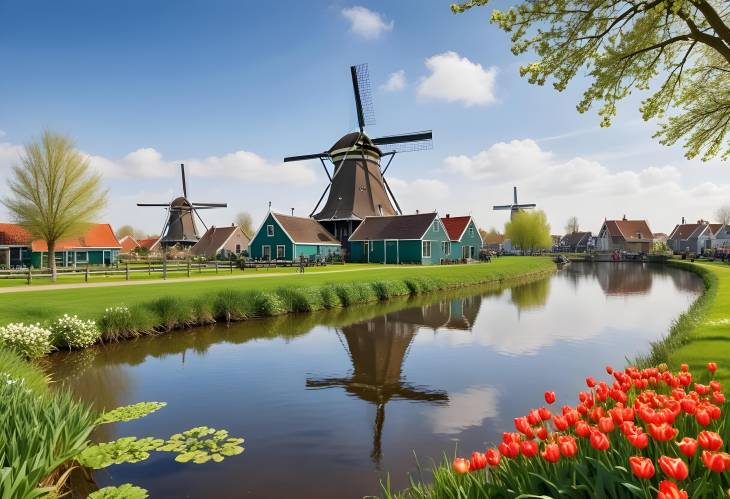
[329,132,382,156]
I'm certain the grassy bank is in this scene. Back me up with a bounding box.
[0,258,553,324]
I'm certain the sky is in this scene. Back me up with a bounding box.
[0,0,728,237]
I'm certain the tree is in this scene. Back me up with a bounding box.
[235,211,255,236]
[565,216,580,234]
[452,0,730,161]
[116,225,135,239]
[504,210,552,253]
[717,205,730,225]
[479,226,501,242]
[2,131,107,281]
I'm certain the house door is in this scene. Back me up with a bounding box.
[462,245,470,260]
[385,240,398,264]
[262,245,271,260]
[103,250,111,266]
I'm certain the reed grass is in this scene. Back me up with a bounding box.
[0,348,49,395]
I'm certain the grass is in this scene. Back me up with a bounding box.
[0,259,554,324]
[0,348,49,395]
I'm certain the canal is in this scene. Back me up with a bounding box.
[49,262,704,498]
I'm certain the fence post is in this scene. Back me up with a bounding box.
[85,265,89,283]
[215,261,219,274]
[199,259,202,273]
[187,257,191,278]
[163,253,167,280]
[126,263,130,281]
[148,260,151,276]
[27,267,31,285]
[230,258,233,273]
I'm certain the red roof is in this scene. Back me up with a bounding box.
[0,223,32,246]
[137,237,161,250]
[603,220,653,242]
[440,216,472,241]
[119,235,140,253]
[31,224,121,251]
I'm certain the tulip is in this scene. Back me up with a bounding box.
[695,408,711,426]
[586,376,596,388]
[598,416,614,433]
[680,363,689,372]
[521,439,539,458]
[536,426,548,440]
[606,365,613,375]
[486,448,501,467]
[694,383,710,396]
[470,452,487,471]
[538,407,552,421]
[710,380,721,392]
[658,456,688,481]
[575,421,591,438]
[544,391,556,405]
[558,435,577,458]
[701,450,725,473]
[452,457,470,474]
[540,443,560,463]
[712,391,725,404]
[648,423,678,442]
[680,398,697,414]
[589,430,610,451]
[527,409,541,426]
[697,430,723,451]
[514,417,533,437]
[677,437,697,458]
[657,480,688,499]
[498,440,520,459]
[553,415,569,431]
[627,431,649,449]
[628,456,654,479]
[707,362,717,374]
[565,410,580,426]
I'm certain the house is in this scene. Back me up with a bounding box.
[667,220,722,254]
[712,225,730,252]
[0,223,32,268]
[440,215,483,260]
[483,232,512,253]
[559,231,592,253]
[348,212,452,265]
[249,212,341,261]
[119,235,140,254]
[137,237,162,253]
[30,224,122,268]
[191,224,250,258]
[596,218,653,253]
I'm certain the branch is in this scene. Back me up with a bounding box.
[693,0,730,46]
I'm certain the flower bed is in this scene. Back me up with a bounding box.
[398,362,729,498]
[0,322,53,358]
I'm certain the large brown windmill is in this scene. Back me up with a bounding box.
[137,164,227,248]
[284,64,433,249]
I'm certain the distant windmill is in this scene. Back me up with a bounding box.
[137,164,227,248]
[284,63,433,249]
[493,186,536,220]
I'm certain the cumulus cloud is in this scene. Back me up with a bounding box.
[417,52,498,107]
[86,147,316,184]
[341,6,393,39]
[427,386,499,434]
[381,70,406,92]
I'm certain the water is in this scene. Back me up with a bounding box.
[49,262,703,498]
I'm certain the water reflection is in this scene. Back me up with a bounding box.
[510,279,551,311]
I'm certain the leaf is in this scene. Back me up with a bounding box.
[89,483,149,499]
[77,437,164,469]
[97,402,167,424]
[159,426,245,464]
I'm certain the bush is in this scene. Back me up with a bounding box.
[98,306,156,342]
[50,314,101,349]
[0,348,49,395]
[246,291,285,317]
[148,296,195,331]
[0,322,53,359]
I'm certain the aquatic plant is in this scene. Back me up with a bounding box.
[0,322,53,358]
[383,362,730,498]
[97,401,167,424]
[159,426,245,464]
[276,287,316,313]
[245,290,285,317]
[319,284,339,309]
[89,484,148,499]
[78,436,165,468]
[190,296,216,325]
[50,314,101,349]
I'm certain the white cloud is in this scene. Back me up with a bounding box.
[381,70,406,92]
[87,147,316,184]
[417,52,498,107]
[427,385,499,434]
[341,6,393,40]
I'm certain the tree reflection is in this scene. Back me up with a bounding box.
[510,278,551,311]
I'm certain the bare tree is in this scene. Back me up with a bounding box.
[565,216,579,234]
[235,211,255,236]
[716,206,730,225]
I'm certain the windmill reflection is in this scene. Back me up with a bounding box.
[307,296,481,465]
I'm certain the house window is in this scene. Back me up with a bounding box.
[363,241,369,253]
[442,241,450,255]
[262,245,271,260]
[235,244,241,253]
[75,251,88,263]
[468,227,474,237]
[267,225,274,237]
[433,221,439,232]
[422,241,432,258]
[276,245,285,259]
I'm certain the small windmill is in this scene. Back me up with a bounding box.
[137,164,227,248]
[493,186,536,220]
[284,63,433,247]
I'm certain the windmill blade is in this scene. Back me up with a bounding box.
[191,206,208,233]
[351,64,375,132]
[310,183,331,217]
[372,131,432,154]
[181,163,188,198]
[192,203,227,208]
[137,203,171,207]
[382,177,402,215]
[493,204,514,210]
[283,152,329,163]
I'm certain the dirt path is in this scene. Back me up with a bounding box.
[0,266,406,294]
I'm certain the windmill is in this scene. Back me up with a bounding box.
[137,164,227,248]
[284,63,433,249]
[493,186,536,220]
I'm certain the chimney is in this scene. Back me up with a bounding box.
[622,214,627,221]
[445,213,450,218]
[682,217,685,224]
[416,209,419,214]
[291,208,295,216]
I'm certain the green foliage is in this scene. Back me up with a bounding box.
[276,287,316,313]
[371,280,411,301]
[1,130,108,280]
[245,290,285,317]
[211,290,250,322]
[89,484,149,499]
[351,282,378,304]
[190,296,216,325]
[504,210,552,252]
[77,437,164,469]
[158,426,245,464]
[49,313,101,349]
[332,283,356,306]
[98,305,156,342]
[147,296,195,331]
[319,284,340,308]
[0,348,49,395]
[97,402,167,424]
[451,0,730,161]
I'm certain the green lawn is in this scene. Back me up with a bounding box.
[669,261,730,385]
[0,257,554,323]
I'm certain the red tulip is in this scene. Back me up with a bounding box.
[452,457,470,474]
[498,440,520,459]
[586,376,596,388]
[695,408,711,426]
[527,409,541,426]
[648,423,678,442]
[710,380,721,392]
[544,391,556,404]
[680,398,697,414]
[470,452,487,471]
[628,456,654,479]
[486,448,501,467]
[589,430,610,451]
[606,365,613,375]
[598,416,614,433]
[521,439,539,458]
[677,437,697,458]
[553,415,569,431]
[680,363,689,372]
[558,435,577,457]
[565,410,580,426]
[695,383,710,396]
[540,443,560,463]
[658,456,688,481]
[575,421,591,438]
[657,480,688,499]
[701,450,726,473]
[707,362,717,374]
[536,426,548,440]
[514,417,533,437]
[712,391,725,404]
[627,431,649,449]
[697,430,723,451]
[538,407,552,421]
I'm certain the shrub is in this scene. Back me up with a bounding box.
[0,348,49,395]
[148,296,195,331]
[0,322,53,359]
[246,291,285,317]
[50,314,101,349]
[98,306,156,342]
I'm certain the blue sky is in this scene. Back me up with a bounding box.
[1,0,727,236]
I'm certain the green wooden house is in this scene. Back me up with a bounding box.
[249,212,341,261]
[441,215,483,260]
[348,213,452,265]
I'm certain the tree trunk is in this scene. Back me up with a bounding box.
[48,240,57,282]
